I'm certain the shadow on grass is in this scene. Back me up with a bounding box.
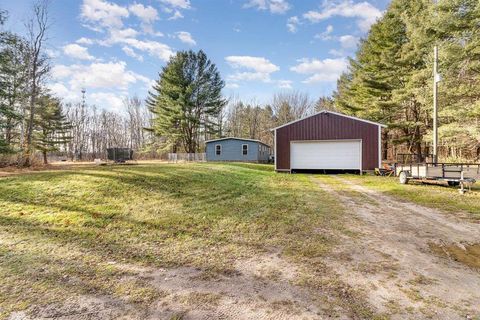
[0,164,328,264]
[0,163,349,318]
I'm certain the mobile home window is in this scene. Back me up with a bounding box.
[242,144,248,155]
[215,144,221,155]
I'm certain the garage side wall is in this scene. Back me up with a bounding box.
[275,112,379,171]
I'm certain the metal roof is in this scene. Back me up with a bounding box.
[270,110,388,131]
[205,137,271,147]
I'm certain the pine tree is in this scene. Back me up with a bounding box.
[1,10,28,154]
[146,50,226,153]
[334,0,436,160]
[433,0,480,160]
[34,95,72,164]
[0,31,28,154]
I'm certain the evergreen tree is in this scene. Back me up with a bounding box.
[146,50,226,153]
[0,32,28,154]
[0,10,28,154]
[334,0,437,160]
[334,0,479,161]
[315,96,335,111]
[34,95,72,164]
[433,0,480,160]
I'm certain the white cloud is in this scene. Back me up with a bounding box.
[225,82,240,89]
[105,28,139,44]
[244,0,291,14]
[314,24,334,40]
[122,46,144,61]
[48,83,80,102]
[99,28,174,61]
[90,92,125,110]
[290,58,348,83]
[48,83,125,111]
[277,80,293,89]
[45,48,61,58]
[176,31,196,45]
[80,0,129,30]
[129,3,158,24]
[51,61,150,90]
[228,72,272,82]
[269,0,291,14]
[287,16,300,33]
[121,38,174,61]
[168,10,184,20]
[51,65,73,79]
[303,0,382,32]
[160,0,191,9]
[76,37,95,45]
[159,0,190,19]
[63,44,95,60]
[226,56,279,74]
[339,34,359,49]
[328,49,345,57]
[226,56,279,84]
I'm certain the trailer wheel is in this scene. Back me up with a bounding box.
[447,181,460,187]
[399,171,409,184]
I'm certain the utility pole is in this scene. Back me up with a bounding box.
[432,0,440,164]
[433,45,438,163]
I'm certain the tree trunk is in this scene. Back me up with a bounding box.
[382,130,388,160]
[23,78,36,167]
[43,150,48,165]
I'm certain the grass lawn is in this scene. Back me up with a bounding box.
[341,174,480,219]
[0,162,361,318]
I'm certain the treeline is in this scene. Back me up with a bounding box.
[223,92,320,147]
[332,0,480,162]
[64,96,155,161]
[0,4,155,166]
[0,3,63,166]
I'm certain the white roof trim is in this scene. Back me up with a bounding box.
[205,137,271,147]
[270,110,387,131]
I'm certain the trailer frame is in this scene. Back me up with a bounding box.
[395,162,479,193]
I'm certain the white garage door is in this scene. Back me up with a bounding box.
[290,140,361,170]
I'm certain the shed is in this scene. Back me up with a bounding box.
[205,138,271,163]
[272,110,386,172]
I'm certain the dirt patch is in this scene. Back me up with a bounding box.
[7,295,141,320]
[142,251,325,320]
[312,175,480,319]
[429,242,480,270]
[7,251,335,320]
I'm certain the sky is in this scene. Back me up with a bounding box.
[1,0,390,111]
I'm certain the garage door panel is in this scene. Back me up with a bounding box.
[290,140,361,170]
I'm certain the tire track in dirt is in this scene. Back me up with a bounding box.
[312,175,480,320]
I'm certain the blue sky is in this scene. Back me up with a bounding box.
[1,0,390,111]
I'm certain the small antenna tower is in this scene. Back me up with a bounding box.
[81,88,86,108]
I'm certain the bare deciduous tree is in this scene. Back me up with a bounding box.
[271,91,313,125]
[22,0,51,166]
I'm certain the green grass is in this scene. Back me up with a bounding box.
[0,162,353,318]
[340,174,480,218]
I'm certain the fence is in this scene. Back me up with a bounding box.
[168,153,206,163]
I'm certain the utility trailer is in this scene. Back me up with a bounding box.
[395,163,480,193]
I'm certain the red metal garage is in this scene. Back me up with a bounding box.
[272,111,386,172]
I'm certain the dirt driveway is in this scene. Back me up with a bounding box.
[313,176,480,319]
